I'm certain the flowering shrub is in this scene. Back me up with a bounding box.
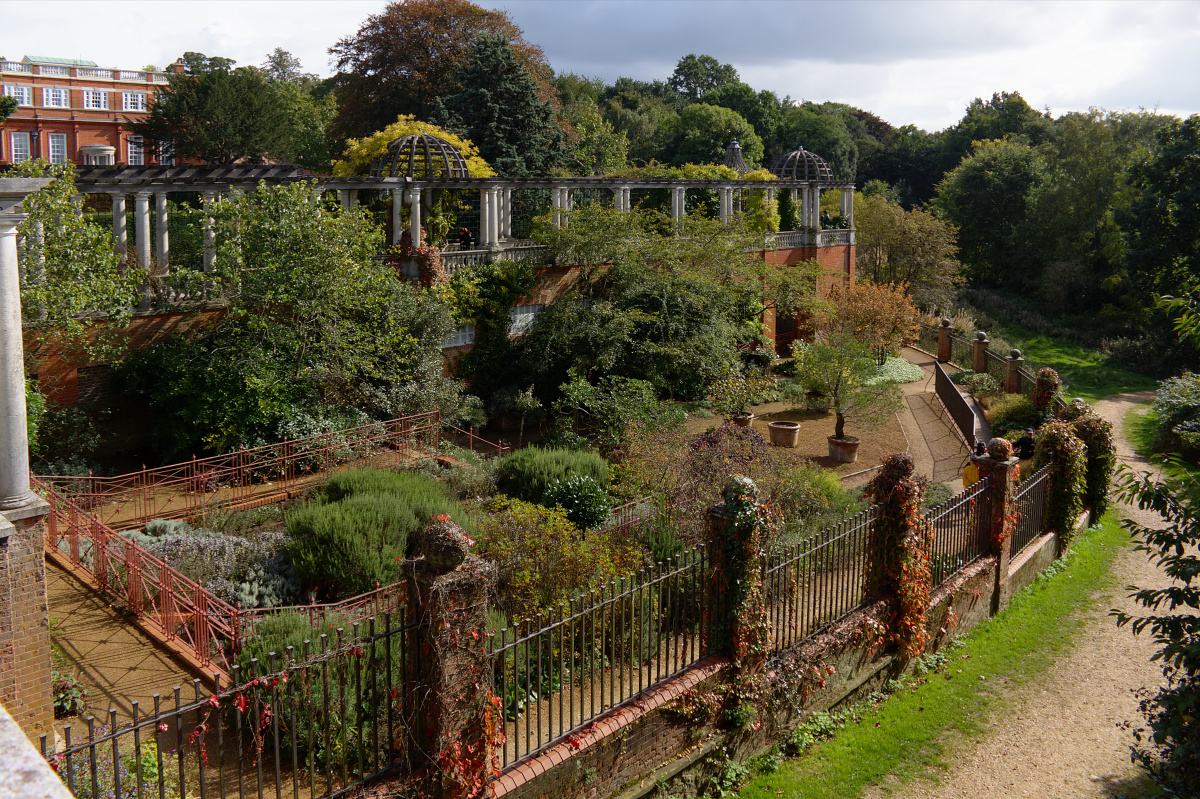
[1032,367,1062,414]
[1032,420,1087,539]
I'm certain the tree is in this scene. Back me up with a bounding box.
[13,160,145,339]
[933,137,1050,287]
[261,47,317,85]
[126,53,291,163]
[779,104,858,181]
[795,331,903,441]
[822,279,921,364]
[655,103,764,168]
[566,100,629,176]
[258,49,337,171]
[329,0,554,141]
[668,54,738,102]
[1112,466,1200,794]
[702,83,786,163]
[433,33,566,177]
[854,193,964,309]
[0,95,17,121]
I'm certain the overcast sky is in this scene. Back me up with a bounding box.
[3,0,1198,131]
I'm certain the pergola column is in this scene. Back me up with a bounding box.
[338,189,356,212]
[154,191,169,274]
[671,186,686,221]
[134,190,151,270]
[201,191,216,272]
[391,189,404,245]
[501,188,512,239]
[408,188,423,246]
[487,186,500,245]
[718,187,733,221]
[110,192,127,254]
[479,187,492,246]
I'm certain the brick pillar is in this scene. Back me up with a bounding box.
[973,331,989,374]
[977,446,1020,613]
[0,503,54,742]
[705,476,768,662]
[404,521,498,798]
[937,318,952,363]
[1006,349,1025,395]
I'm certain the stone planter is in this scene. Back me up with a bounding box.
[731,412,754,428]
[768,421,800,447]
[827,435,861,463]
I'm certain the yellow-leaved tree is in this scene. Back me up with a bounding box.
[332,114,496,177]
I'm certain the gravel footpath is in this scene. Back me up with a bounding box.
[864,391,1170,799]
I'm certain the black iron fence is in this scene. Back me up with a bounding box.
[487,543,712,767]
[925,479,992,588]
[763,507,877,652]
[42,611,420,799]
[1011,466,1050,556]
[935,361,978,448]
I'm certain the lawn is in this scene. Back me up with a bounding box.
[1124,404,1197,483]
[998,326,1157,403]
[737,513,1139,799]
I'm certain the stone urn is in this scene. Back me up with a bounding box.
[768,421,800,447]
[827,435,861,463]
[731,411,754,428]
[414,518,473,573]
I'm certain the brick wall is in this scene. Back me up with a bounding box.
[0,506,53,743]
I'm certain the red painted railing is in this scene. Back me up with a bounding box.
[35,410,508,531]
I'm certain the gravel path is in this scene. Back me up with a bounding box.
[864,391,1172,799]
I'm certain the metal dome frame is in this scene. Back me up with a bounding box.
[370,132,470,179]
[723,140,749,176]
[770,146,834,183]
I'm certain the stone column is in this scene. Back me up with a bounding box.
[338,189,354,213]
[487,186,500,245]
[671,187,686,222]
[134,191,151,270]
[408,188,423,247]
[154,192,169,274]
[501,188,512,239]
[402,522,497,797]
[110,192,127,254]
[479,187,492,245]
[0,179,54,743]
[840,187,853,219]
[973,331,989,374]
[977,448,1020,613]
[391,189,404,245]
[937,317,952,363]
[1006,349,1025,394]
[718,187,732,221]
[201,191,216,272]
[800,187,812,233]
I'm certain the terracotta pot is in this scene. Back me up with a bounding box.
[768,421,800,447]
[827,435,861,463]
[731,412,754,428]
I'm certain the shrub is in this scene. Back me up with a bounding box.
[1032,367,1062,414]
[408,456,497,500]
[771,461,865,545]
[965,372,1002,399]
[866,356,925,385]
[920,481,956,510]
[52,666,86,717]
[983,393,1045,437]
[1071,412,1117,516]
[476,497,640,620]
[1031,420,1087,539]
[542,473,613,530]
[495,447,610,504]
[1153,371,1200,456]
[32,404,105,471]
[539,429,592,451]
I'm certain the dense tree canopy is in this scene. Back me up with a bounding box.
[854,192,964,309]
[329,0,554,141]
[656,103,764,167]
[668,54,739,101]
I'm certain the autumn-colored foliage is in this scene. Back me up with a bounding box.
[821,279,921,364]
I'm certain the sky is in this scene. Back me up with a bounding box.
[3,0,1198,131]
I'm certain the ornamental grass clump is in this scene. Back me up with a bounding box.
[495,447,610,505]
[1031,420,1087,539]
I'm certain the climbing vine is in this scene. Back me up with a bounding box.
[983,438,1020,550]
[1032,419,1087,542]
[1032,367,1062,415]
[863,453,932,661]
[1069,411,1117,516]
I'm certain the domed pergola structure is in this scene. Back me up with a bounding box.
[723,140,750,176]
[370,132,470,179]
[769,146,834,183]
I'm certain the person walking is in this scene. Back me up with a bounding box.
[962,441,986,489]
[1014,428,1037,461]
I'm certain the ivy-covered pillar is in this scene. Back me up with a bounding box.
[706,476,770,725]
[937,317,952,363]
[977,439,1020,613]
[403,520,500,799]
[865,453,931,661]
[1031,419,1086,551]
[972,331,989,373]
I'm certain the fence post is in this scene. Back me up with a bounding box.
[937,318,952,363]
[125,539,143,616]
[402,519,498,797]
[705,476,769,662]
[973,331,989,374]
[93,521,108,592]
[977,441,1020,613]
[1005,349,1025,395]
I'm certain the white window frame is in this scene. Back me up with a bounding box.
[442,324,476,349]
[9,132,31,164]
[122,91,146,112]
[47,133,67,164]
[508,304,545,335]
[3,84,33,106]
[158,141,174,166]
[127,136,144,166]
[82,90,108,110]
[42,86,68,108]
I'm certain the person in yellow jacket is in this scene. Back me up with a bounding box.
[962,441,987,489]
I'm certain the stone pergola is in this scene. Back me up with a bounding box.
[67,157,855,269]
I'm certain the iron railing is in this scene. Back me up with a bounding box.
[949,333,973,370]
[487,543,712,768]
[34,411,506,532]
[917,323,939,355]
[924,479,992,588]
[985,349,1008,384]
[762,506,878,652]
[41,612,420,799]
[935,361,978,447]
[1011,466,1049,556]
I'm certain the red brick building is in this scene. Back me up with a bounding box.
[0,55,181,167]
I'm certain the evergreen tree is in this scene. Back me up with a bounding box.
[434,33,566,177]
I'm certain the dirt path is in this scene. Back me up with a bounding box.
[864,391,1172,799]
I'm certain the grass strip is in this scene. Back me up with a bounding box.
[738,514,1130,799]
[1124,404,1196,483]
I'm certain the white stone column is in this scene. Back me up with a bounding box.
[719,187,732,221]
[339,189,354,212]
[671,187,686,221]
[408,188,423,246]
[111,193,127,254]
[501,188,512,239]
[479,188,492,246]
[801,187,812,233]
[0,209,34,508]
[154,191,169,274]
[201,191,216,272]
[487,187,500,244]
[392,189,404,245]
[134,190,151,270]
[550,187,561,228]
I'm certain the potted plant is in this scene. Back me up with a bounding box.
[709,369,774,427]
[795,332,903,463]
